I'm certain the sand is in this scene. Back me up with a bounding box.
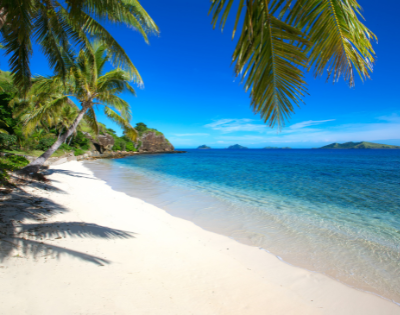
[0,161,399,315]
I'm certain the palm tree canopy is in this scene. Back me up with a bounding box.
[0,0,158,90]
[19,42,138,141]
[209,0,376,127]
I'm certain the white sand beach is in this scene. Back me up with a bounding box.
[1,161,399,315]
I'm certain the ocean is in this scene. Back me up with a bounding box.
[85,149,400,304]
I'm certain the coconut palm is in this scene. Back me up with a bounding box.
[0,0,158,90]
[209,0,376,127]
[20,42,137,171]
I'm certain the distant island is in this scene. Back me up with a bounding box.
[197,145,211,149]
[227,144,248,150]
[263,146,291,149]
[319,141,400,149]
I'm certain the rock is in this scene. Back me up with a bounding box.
[82,132,114,153]
[139,131,174,152]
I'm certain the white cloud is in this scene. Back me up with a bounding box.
[288,119,335,130]
[204,118,267,133]
[378,113,400,123]
[217,122,400,145]
[204,118,335,134]
[174,133,209,137]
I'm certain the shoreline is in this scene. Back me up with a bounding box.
[0,149,186,167]
[85,158,400,306]
[1,161,399,314]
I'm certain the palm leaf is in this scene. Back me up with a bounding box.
[61,7,143,84]
[23,96,70,135]
[1,0,35,90]
[34,1,76,81]
[287,0,376,86]
[210,0,376,126]
[104,106,137,141]
[211,0,309,127]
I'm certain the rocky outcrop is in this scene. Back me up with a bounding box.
[139,131,174,152]
[82,132,114,153]
[82,129,174,153]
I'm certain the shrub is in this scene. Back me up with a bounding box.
[0,93,18,134]
[0,155,30,171]
[0,134,17,150]
[59,143,72,151]
[112,144,121,151]
[112,137,128,151]
[135,122,148,133]
[36,138,56,151]
[80,144,90,151]
[106,128,117,135]
[70,131,90,149]
[126,142,136,152]
[74,149,85,156]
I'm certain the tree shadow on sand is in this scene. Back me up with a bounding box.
[41,168,98,180]
[0,182,135,266]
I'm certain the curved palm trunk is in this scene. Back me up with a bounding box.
[23,106,88,172]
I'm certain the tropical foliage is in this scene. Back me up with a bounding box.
[134,122,164,137]
[209,0,376,127]
[0,0,158,90]
[5,42,138,168]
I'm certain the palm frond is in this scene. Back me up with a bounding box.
[23,96,70,135]
[97,94,132,121]
[34,1,76,81]
[104,106,137,141]
[211,0,309,127]
[0,119,8,134]
[67,9,143,84]
[1,0,35,90]
[97,69,135,95]
[287,0,376,86]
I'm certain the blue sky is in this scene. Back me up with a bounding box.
[1,0,399,148]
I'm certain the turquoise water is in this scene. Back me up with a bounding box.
[86,149,400,303]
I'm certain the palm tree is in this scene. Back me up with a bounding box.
[0,0,158,90]
[51,105,79,139]
[209,0,376,127]
[20,42,137,172]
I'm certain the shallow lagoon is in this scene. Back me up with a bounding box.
[86,149,400,304]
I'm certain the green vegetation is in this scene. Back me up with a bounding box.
[134,122,164,137]
[319,142,400,149]
[0,0,377,175]
[227,144,248,150]
[0,155,30,186]
[210,0,376,127]
[0,155,30,171]
[0,86,94,158]
[0,0,158,90]
[198,145,211,149]
[104,129,137,152]
[10,42,139,169]
[2,150,70,158]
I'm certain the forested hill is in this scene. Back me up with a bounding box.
[319,142,400,149]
